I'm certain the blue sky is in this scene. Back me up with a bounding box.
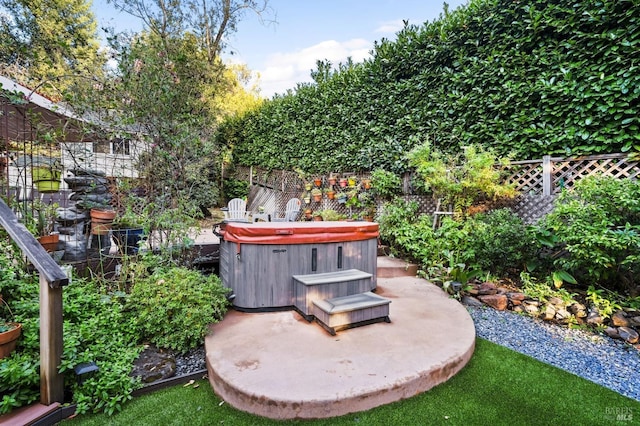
[92,0,468,98]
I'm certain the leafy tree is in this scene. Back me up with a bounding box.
[108,0,272,64]
[0,0,105,98]
[407,141,516,219]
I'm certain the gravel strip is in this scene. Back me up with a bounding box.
[174,346,206,376]
[467,306,640,401]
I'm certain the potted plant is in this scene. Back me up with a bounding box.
[112,207,147,255]
[30,200,61,252]
[339,177,348,188]
[0,294,22,360]
[31,156,64,194]
[328,175,337,186]
[347,176,357,187]
[320,209,346,221]
[336,192,348,204]
[304,208,313,220]
[90,207,117,236]
[312,210,323,221]
[313,177,322,187]
[311,188,322,202]
[325,187,336,200]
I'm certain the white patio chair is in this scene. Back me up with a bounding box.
[223,198,249,222]
[273,198,301,222]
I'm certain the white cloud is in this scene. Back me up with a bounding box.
[256,38,372,98]
[375,19,406,34]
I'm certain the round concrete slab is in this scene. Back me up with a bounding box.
[205,276,476,420]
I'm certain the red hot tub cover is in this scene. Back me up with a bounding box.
[222,221,379,245]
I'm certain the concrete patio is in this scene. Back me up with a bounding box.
[205,257,476,420]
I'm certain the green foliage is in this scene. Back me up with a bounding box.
[222,178,250,201]
[370,169,403,200]
[538,176,640,292]
[585,285,622,320]
[0,235,141,415]
[377,199,467,269]
[463,208,536,276]
[125,267,230,353]
[520,272,577,305]
[0,0,105,99]
[219,0,640,172]
[319,209,347,221]
[408,142,517,218]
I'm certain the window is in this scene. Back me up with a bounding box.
[112,139,130,155]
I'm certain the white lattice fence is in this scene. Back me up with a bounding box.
[503,153,639,195]
[552,154,639,192]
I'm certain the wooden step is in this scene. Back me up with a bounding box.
[293,269,374,319]
[292,269,372,286]
[312,291,391,335]
[0,402,60,426]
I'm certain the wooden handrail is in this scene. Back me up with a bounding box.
[0,199,68,287]
[0,197,67,405]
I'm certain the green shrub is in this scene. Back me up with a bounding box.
[0,235,141,416]
[377,199,466,269]
[371,169,403,200]
[222,178,249,202]
[539,176,640,292]
[464,208,536,276]
[407,142,517,219]
[126,267,230,352]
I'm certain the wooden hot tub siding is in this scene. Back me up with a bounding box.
[220,237,378,310]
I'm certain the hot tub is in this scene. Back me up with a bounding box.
[219,221,379,310]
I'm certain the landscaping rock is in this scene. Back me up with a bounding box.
[548,296,564,307]
[507,292,526,303]
[568,302,587,318]
[586,309,604,326]
[612,311,631,328]
[543,304,556,321]
[461,295,484,307]
[477,282,498,295]
[605,327,620,339]
[618,327,639,344]
[131,345,176,383]
[555,308,572,322]
[628,316,640,328]
[478,294,507,311]
[523,302,539,315]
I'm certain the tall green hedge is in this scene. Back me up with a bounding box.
[218,0,640,174]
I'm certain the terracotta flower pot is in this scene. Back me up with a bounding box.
[313,194,322,202]
[90,208,117,235]
[314,178,322,187]
[37,233,59,252]
[0,323,22,359]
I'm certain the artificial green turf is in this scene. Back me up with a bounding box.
[65,338,640,425]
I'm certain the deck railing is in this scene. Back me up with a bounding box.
[0,199,68,405]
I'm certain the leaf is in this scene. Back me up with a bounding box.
[552,270,577,289]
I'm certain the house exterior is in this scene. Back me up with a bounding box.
[0,75,145,200]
